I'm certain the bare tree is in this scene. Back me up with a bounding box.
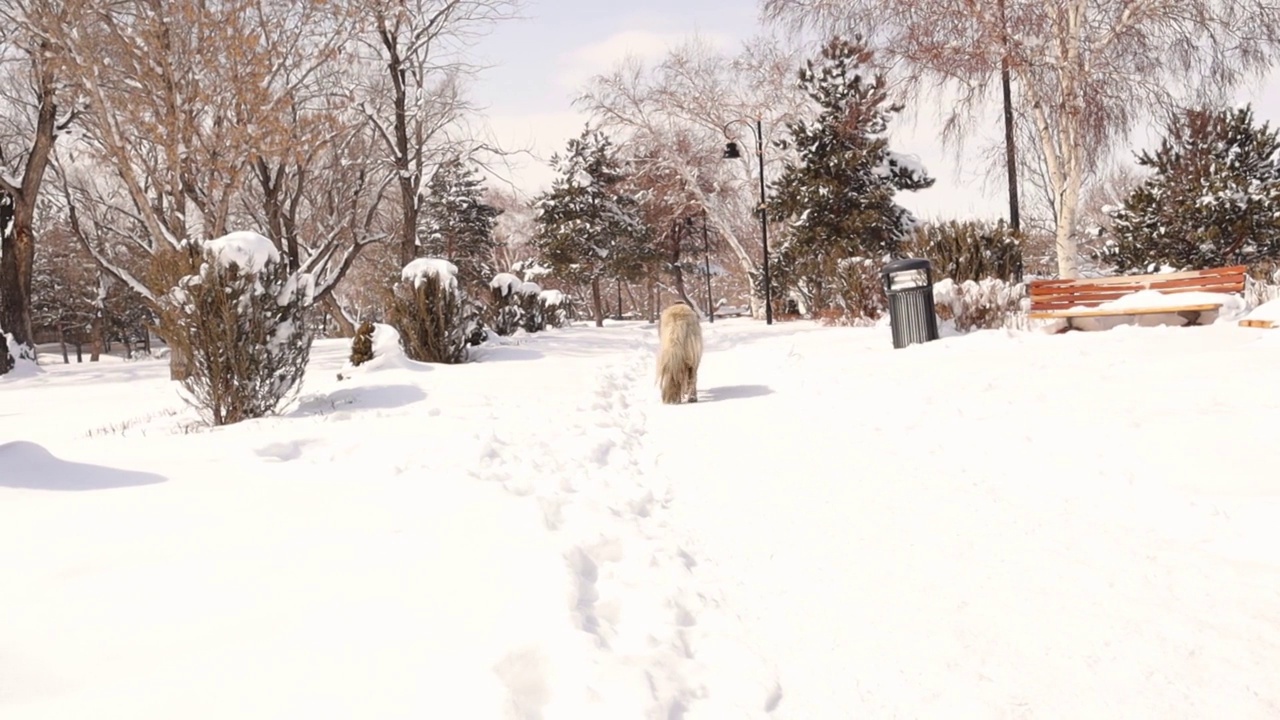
[0,0,78,358]
[577,35,809,318]
[353,0,521,268]
[55,1,385,310]
[763,0,1280,278]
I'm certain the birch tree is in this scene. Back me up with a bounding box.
[763,0,1280,278]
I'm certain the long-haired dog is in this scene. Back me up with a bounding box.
[656,303,703,404]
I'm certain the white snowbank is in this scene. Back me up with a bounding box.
[203,231,280,274]
[539,289,564,307]
[402,258,459,292]
[489,273,522,296]
[1,331,42,380]
[337,323,422,378]
[518,281,542,297]
[1243,297,1280,322]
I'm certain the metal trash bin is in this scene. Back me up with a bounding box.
[882,257,939,349]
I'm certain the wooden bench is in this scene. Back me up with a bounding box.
[1028,265,1247,330]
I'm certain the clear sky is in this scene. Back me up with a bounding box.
[468,0,1280,224]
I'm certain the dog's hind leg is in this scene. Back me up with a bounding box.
[685,365,698,403]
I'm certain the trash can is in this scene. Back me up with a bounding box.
[882,257,939,349]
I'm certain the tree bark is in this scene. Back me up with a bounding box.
[323,294,357,338]
[590,276,604,327]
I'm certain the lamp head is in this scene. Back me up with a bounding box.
[722,141,741,159]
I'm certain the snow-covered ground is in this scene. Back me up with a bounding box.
[3,315,1280,718]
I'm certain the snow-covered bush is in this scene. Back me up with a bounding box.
[904,219,1023,283]
[157,231,314,426]
[814,257,888,325]
[932,278,1028,332]
[539,289,569,328]
[349,321,376,366]
[1245,267,1280,309]
[517,281,544,333]
[487,272,522,336]
[389,258,474,364]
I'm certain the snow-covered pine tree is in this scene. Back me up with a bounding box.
[1103,104,1280,273]
[767,36,934,318]
[533,125,651,327]
[417,157,503,290]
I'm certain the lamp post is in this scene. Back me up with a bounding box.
[721,117,772,325]
[702,207,714,323]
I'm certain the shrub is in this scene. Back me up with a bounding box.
[904,220,1023,283]
[932,278,1028,332]
[539,289,569,328]
[349,321,376,366]
[487,272,522,336]
[827,257,889,324]
[157,231,313,426]
[389,258,473,364]
[516,281,544,333]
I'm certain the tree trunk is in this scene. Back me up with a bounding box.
[0,220,36,354]
[58,326,68,364]
[590,276,604,328]
[74,341,82,363]
[90,311,104,361]
[0,61,60,358]
[169,343,192,380]
[324,294,356,338]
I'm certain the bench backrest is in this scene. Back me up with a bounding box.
[1028,265,1248,312]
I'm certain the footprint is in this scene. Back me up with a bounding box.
[254,439,310,462]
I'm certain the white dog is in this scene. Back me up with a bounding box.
[656,303,703,404]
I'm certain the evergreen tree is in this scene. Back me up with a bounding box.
[1103,105,1280,273]
[418,157,503,290]
[533,125,651,327]
[767,36,934,315]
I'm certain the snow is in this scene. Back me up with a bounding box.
[3,317,1280,718]
[203,231,280,274]
[1243,297,1280,322]
[518,281,542,296]
[539,289,565,307]
[401,258,459,292]
[1088,289,1246,316]
[489,272,522,296]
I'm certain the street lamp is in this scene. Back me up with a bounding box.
[721,117,772,325]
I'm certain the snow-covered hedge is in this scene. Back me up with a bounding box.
[932,278,1028,332]
[539,289,569,328]
[516,281,544,333]
[158,231,314,426]
[390,258,475,364]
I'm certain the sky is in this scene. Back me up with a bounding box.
[467,0,1280,224]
